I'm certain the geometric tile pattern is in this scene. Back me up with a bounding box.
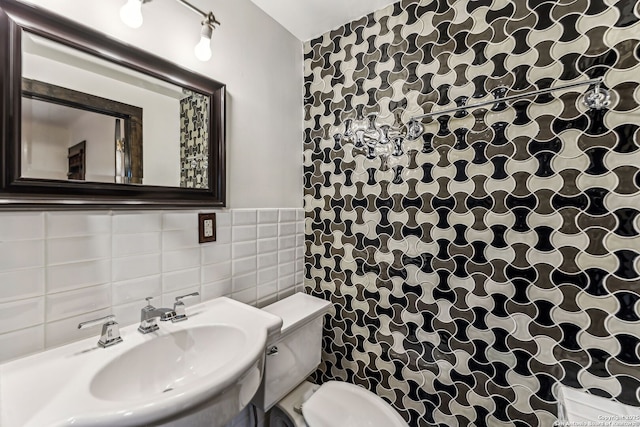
[303,1,640,426]
[180,90,209,188]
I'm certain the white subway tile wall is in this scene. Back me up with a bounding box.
[0,208,305,363]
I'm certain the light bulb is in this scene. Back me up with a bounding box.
[120,0,143,29]
[194,35,212,61]
[195,23,213,61]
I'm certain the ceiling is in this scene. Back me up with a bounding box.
[248,0,398,41]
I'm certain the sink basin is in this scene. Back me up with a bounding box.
[0,298,283,427]
[91,325,246,402]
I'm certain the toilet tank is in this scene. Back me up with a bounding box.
[252,293,331,411]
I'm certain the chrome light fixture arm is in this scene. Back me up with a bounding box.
[176,0,220,27]
[119,0,220,61]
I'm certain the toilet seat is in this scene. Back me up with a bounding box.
[302,381,409,427]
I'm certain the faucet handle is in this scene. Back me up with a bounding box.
[78,315,123,348]
[173,292,200,322]
[175,292,199,303]
[144,296,155,306]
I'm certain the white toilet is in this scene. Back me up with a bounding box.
[252,293,409,427]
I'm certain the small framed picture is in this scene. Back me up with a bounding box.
[198,213,216,243]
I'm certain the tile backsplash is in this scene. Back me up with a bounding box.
[0,208,304,363]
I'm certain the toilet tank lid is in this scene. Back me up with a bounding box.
[263,293,331,335]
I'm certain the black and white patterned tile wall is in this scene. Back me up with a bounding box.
[303,0,640,426]
[180,90,209,188]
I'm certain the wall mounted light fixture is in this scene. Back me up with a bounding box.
[119,0,220,62]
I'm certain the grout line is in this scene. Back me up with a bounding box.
[108,210,114,315]
[160,211,165,304]
[42,212,48,350]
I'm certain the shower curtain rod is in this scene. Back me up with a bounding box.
[409,77,605,122]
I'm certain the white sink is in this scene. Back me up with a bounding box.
[90,325,246,402]
[0,298,282,427]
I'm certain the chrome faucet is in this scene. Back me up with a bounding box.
[78,315,123,348]
[172,292,199,322]
[138,297,176,334]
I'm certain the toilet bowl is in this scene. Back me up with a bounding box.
[252,293,409,427]
[270,380,408,427]
[269,381,317,427]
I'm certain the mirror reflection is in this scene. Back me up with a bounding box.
[21,31,210,189]
[22,78,144,184]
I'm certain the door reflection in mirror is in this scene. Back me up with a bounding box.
[21,79,143,184]
[114,119,128,184]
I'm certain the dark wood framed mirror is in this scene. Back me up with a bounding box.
[0,0,226,208]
